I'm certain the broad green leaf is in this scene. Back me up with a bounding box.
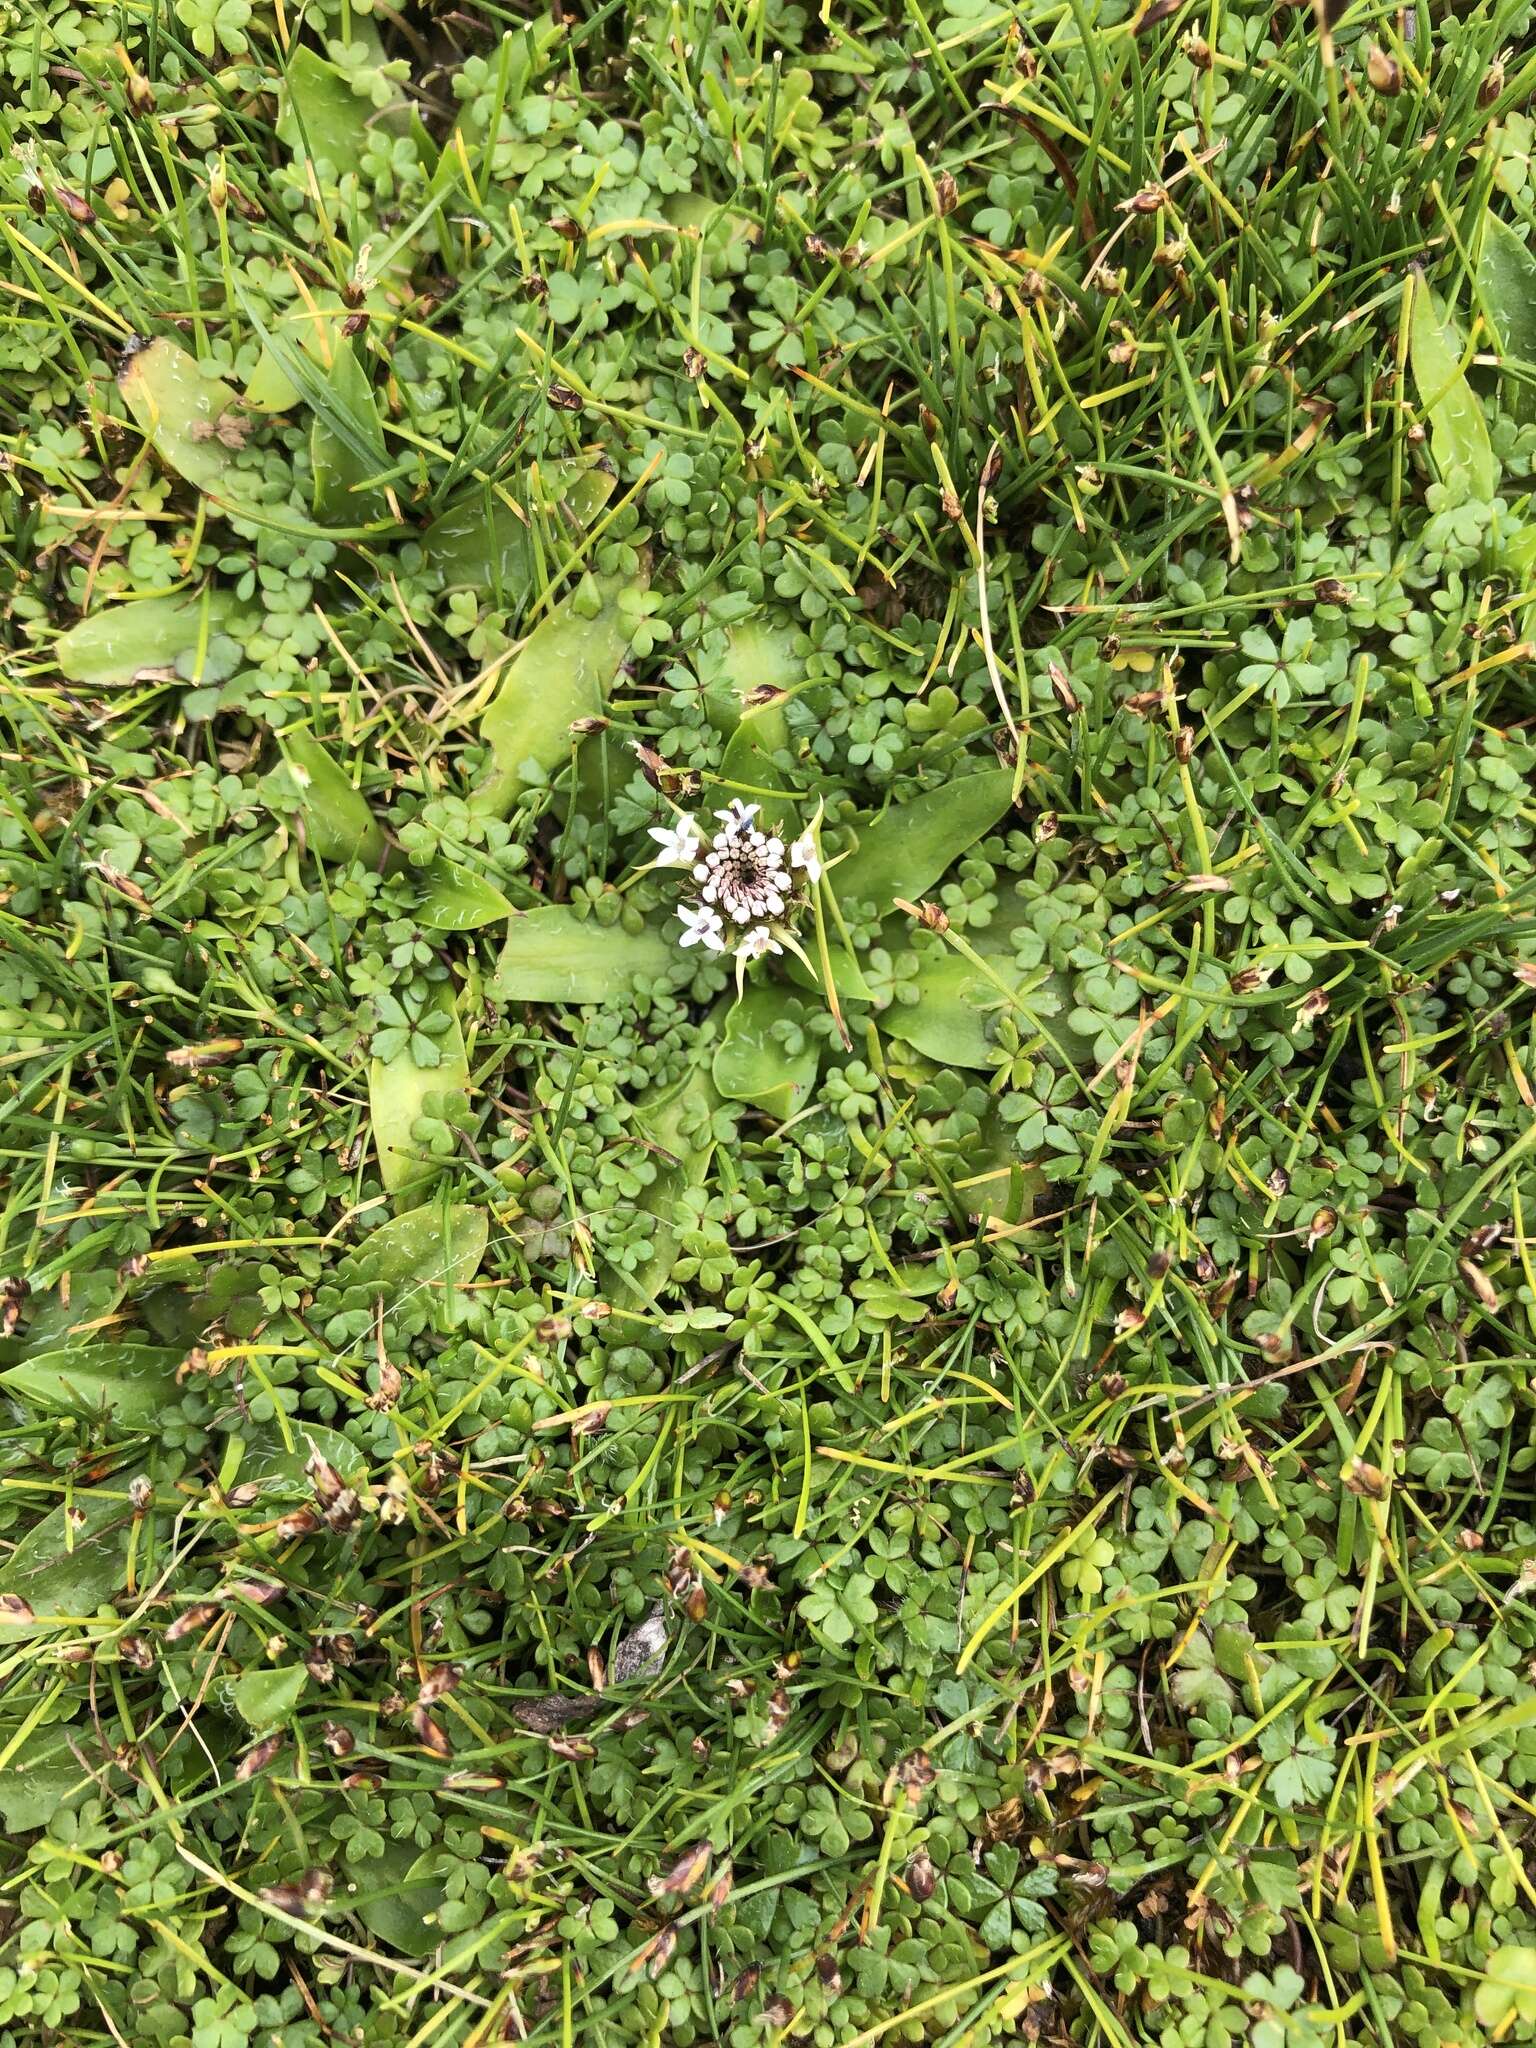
[231,1663,308,1730]
[472,577,638,817]
[953,1113,1048,1227]
[216,1423,359,1502]
[275,733,384,865]
[490,908,676,1004]
[705,617,799,734]
[713,988,818,1117]
[1,1343,179,1426]
[6,1267,125,1357]
[3,1491,133,1629]
[351,1842,448,1958]
[369,982,471,1197]
[1477,215,1536,423]
[416,859,516,931]
[278,47,373,173]
[118,338,248,497]
[310,340,388,523]
[56,591,242,686]
[834,769,1014,909]
[0,1730,90,1831]
[850,1261,946,1323]
[245,289,350,411]
[1408,276,1498,500]
[880,954,1034,1069]
[342,1202,489,1297]
[784,944,872,1002]
[424,461,616,594]
[1476,1946,1536,2032]
[620,1061,721,1303]
[718,694,793,828]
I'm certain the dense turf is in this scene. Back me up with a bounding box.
[5,0,1536,2042]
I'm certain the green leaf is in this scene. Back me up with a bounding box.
[350,1842,448,1958]
[1,1344,179,1426]
[342,1202,489,1296]
[978,1899,1015,1951]
[424,461,616,595]
[490,908,676,1003]
[834,769,1014,909]
[1477,215,1536,424]
[0,1730,90,1832]
[617,1060,721,1304]
[1476,1946,1536,2032]
[883,955,1006,1068]
[473,578,638,816]
[369,982,470,1197]
[3,1492,132,1630]
[718,693,793,825]
[310,340,388,523]
[278,47,373,173]
[275,733,384,865]
[232,1663,308,1730]
[55,591,242,686]
[118,337,248,497]
[1408,274,1498,500]
[705,617,799,734]
[712,988,818,1117]
[416,859,516,931]
[1267,1746,1335,1810]
[244,290,356,411]
[783,943,872,1002]
[219,1423,360,1503]
[6,1268,126,1358]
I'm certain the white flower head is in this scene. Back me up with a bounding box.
[677,901,726,952]
[735,926,782,964]
[788,829,821,884]
[648,812,703,868]
[657,799,821,971]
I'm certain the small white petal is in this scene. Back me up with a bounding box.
[648,814,703,867]
[788,831,822,883]
[736,926,782,963]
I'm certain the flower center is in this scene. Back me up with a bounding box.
[697,831,789,923]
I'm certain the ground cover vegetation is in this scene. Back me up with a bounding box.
[4,0,1536,2042]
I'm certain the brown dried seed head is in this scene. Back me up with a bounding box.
[1047,662,1080,714]
[412,1706,452,1758]
[1342,1458,1387,1500]
[236,1733,285,1781]
[224,1579,284,1606]
[1366,44,1401,94]
[1459,1258,1500,1310]
[166,1602,219,1642]
[649,1841,713,1897]
[417,1662,463,1705]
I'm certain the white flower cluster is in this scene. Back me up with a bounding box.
[649,800,821,964]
